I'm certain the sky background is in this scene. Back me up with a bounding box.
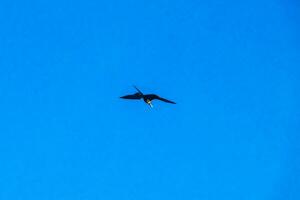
[0,0,299,199]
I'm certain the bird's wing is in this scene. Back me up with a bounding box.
[157,96,176,104]
[146,94,176,104]
[120,93,142,99]
[145,94,159,101]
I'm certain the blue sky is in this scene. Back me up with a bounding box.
[0,0,299,199]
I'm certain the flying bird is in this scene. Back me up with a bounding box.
[120,86,176,107]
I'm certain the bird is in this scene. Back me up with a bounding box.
[120,86,176,108]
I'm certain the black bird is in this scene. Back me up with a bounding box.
[120,86,176,107]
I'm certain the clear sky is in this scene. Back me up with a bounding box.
[0,0,299,199]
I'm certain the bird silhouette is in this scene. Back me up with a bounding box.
[120,86,176,107]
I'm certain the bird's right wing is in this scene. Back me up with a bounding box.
[120,93,142,99]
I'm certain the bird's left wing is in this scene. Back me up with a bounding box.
[157,96,176,104]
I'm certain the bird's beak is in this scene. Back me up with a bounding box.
[146,99,153,108]
[148,102,153,108]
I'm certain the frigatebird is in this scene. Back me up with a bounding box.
[120,86,176,107]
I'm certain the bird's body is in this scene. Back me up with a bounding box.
[120,86,176,107]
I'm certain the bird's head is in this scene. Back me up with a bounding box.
[146,99,153,108]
